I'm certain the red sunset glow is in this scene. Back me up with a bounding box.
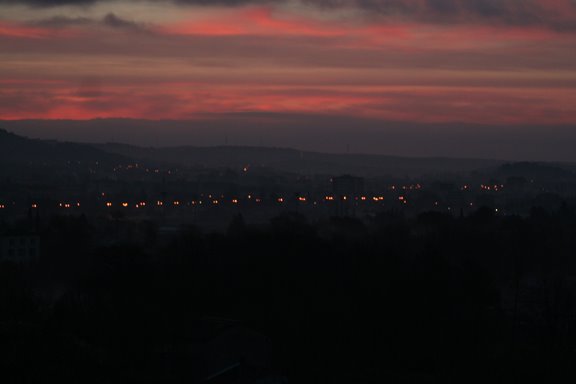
[1,0,575,128]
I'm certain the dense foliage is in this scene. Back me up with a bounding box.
[2,207,576,383]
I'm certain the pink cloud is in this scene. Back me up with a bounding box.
[161,6,411,40]
[0,21,68,38]
[2,80,575,125]
[1,4,575,125]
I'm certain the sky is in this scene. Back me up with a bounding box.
[1,0,576,158]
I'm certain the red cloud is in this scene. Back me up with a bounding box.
[161,6,410,40]
[0,21,76,38]
[1,4,575,125]
[2,80,575,125]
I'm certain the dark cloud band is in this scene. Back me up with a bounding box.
[2,0,575,30]
[30,12,148,31]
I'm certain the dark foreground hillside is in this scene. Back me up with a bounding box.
[2,207,576,383]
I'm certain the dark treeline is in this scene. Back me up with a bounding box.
[2,206,576,383]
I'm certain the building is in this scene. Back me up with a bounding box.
[0,234,40,263]
[331,175,365,216]
[332,175,364,198]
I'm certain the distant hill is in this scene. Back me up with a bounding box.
[10,127,571,179]
[0,128,126,166]
[3,118,576,162]
[495,162,576,181]
[94,143,504,178]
